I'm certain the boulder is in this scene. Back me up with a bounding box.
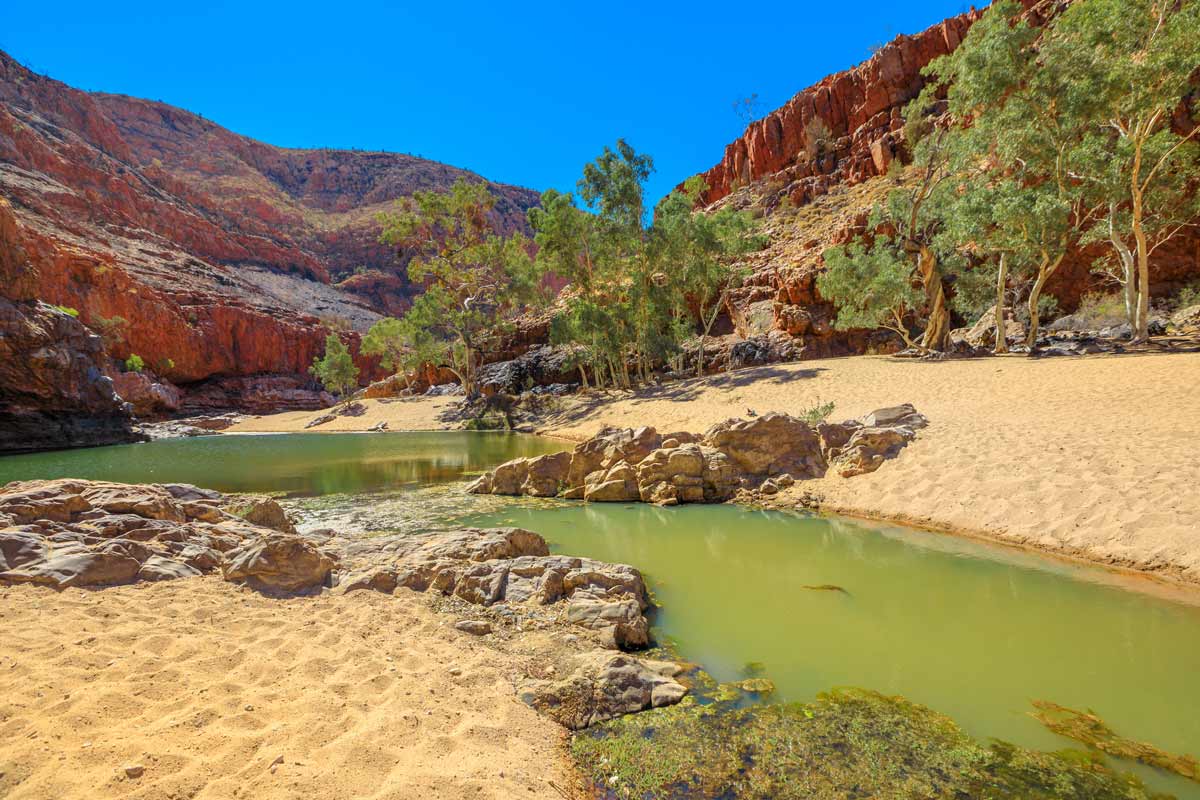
[222,495,297,534]
[833,427,914,477]
[702,412,826,479]
[1170,304,1200,332]
[952,306,1026,348]
[858,403,928,430]
[518,652,688,730]
[222,535,335,593]
[1,550,142,588]
[110,371,183,416]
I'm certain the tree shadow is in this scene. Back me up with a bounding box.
[533,364,828,429]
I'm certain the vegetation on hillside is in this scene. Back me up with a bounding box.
[821,0,1200,351]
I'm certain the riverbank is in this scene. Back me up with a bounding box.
[229,351,1200,585]
[0,577,578,799]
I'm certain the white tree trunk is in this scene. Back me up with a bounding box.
[994,254,1009,355]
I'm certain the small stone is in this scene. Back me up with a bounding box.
[123,764,144,779]
[245,704,254,712]
[448,666,463,676]
[454,620,492,636]
[269,754,284,773]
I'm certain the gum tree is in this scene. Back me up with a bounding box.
[310,333,359,399]
[379,178,540,395]
[1048,0,1200,341]
[651,176,762,376]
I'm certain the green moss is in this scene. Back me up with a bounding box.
[1032,701,1199,782]
[571,689,1169,800]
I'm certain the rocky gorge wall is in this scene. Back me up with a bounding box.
[683,1,1200,353]
[0,205,140,452]
[0,49,538,420]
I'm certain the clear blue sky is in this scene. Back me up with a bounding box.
[4,1,975,205]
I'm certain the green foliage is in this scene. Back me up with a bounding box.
[362,309,451,386]
[309,334,359,397]
[826,0,1199,347]
[378,177,540,395]
[799,400,836,426]
[1174,281,1200,311]
[92,314,129,350]
[819,240,924,347]
[530,142,763,386]
[50,304,79,318]
[1073,292,1129,329]
[124,354,145,373]
[572,689,1163,800]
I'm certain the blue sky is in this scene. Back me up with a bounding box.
[4,1,974,205]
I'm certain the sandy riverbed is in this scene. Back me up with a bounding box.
[230,351,1200,584]
[0,578,577,800]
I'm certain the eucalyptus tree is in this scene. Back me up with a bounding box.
[651,176,763,375]
[378,178,540,396]
[1046,0,1200,341]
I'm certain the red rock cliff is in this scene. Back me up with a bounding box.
[0,50,538,403]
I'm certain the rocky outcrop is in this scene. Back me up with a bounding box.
[333,526,654,650]
[688,11,982,207]
[0,480,297,587]
[0,299,141,453]
[471,405,928,504]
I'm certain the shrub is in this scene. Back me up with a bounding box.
[799,400,836,426]
[92,314,129,349]
[125,354,145,373]
[50,305,79,318]
[1071,292,1127,328]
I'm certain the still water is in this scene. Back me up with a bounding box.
[0,431,566,497]
[2,432,1197,796]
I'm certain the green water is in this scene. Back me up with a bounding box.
[466,503,1200,798]
[0,432,566,497]
[2,433,1199,796]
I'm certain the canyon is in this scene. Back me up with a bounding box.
[0,48,537,447]
[3,1,1198,451]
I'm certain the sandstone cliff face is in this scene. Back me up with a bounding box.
[0,50,537,410]
[686,4,1199,349]
[0,206,139,453]
[691,12,981,209]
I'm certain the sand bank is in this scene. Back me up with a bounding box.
[229,351,1200,583]
[0,578,576,799]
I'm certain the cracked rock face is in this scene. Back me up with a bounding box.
[0,479,312,590]
[469,405,928,504]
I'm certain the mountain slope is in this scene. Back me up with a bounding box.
[0,50,539,395]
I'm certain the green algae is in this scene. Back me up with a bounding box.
[1033,701,1200,783]
[571,689,1171,800]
